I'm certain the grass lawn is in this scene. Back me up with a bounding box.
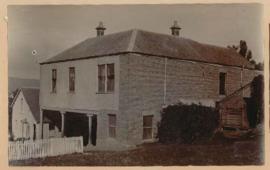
[9,133,263,166]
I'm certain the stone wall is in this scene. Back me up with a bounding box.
[119,53,260,145]
[39,52,260,148]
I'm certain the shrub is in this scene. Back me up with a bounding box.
[250,75,264,127]
[157,102,219,144]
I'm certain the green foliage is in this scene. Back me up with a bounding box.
[246,50,252,61]
[255,62,264,71]
[239,40,248,57]
[246,75,264,128]
[250,75,264,126]
[227,40,264,71]
[157,103,219,144]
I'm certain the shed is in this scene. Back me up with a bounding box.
[218,83,252,130]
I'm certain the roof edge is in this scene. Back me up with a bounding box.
[217,82,252,104]
[10,88,22,108]
[40,51,255,70]
[40,29,136,64]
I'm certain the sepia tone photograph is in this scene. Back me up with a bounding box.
[6,3,264,166]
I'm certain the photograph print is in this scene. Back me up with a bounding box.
[7,3,264,166]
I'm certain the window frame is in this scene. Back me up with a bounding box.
[97,63,115,93]
[107,63,115,92]
[143,115,154,140]
[69,67,75,92]
[98,64,106,93]
[108,114,116,138]
[219,72,226,95]
[51,69,57,93]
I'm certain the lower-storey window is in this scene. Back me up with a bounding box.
[108,114,116,138]
[143,115,153,140]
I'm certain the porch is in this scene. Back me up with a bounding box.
[40,108,98,147]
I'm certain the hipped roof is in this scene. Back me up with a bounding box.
[41,29,254,69]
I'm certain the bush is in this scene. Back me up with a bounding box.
[249,75,264,127]
[157,103,219,144]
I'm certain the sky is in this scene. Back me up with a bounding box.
[8,4,263,79]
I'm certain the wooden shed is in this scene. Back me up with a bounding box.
[217,83,252,130]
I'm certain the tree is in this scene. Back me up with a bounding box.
[246,50,252,61]
[227,45,239,51]
[250,59,256,65]
[250,75,264,126]
[239,40,248,58]
[227,40,263,70]
[255,62,264,71]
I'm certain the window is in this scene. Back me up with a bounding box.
[52,69,57,93]
[108,114,116,138]
[69,67,75,92]
[107,64,115,92]
[98,64,115,93]
[98,65,106,92]
[219,72,226,95]
[143,115,153,140]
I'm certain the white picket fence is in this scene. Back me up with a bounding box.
[8,136,83,161]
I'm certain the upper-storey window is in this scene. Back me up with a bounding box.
[98,64,115,93]
[69,67,75,92]
[52,69,57,93]
[107,64,115,92]
[98,64,106,92]
[219,72,226,95]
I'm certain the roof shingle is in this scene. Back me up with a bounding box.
[41,29,254,69]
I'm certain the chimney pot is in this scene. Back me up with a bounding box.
[170,20,181,36]
[96,21,106,37]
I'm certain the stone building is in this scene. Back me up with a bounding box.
[39,21,260,149]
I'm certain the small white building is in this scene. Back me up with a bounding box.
[11,87,61,140]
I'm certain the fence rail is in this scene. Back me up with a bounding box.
[8,136,83,161]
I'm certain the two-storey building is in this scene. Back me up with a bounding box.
[39,21,260,149]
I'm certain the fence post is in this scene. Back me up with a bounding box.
[80,136,83,153]
[8,136,84,161]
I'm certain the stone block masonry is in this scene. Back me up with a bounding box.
[119,53,260,145]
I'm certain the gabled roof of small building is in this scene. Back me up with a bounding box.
[41,29,254,69]
[217,82,252,105]
[11,87,50,123]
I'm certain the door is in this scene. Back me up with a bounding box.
[91,115,97,146]
[65,112,89,146]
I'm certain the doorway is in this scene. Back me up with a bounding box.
[91,115,97,145]
[65,112,89,146]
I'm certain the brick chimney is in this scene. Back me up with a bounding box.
[170,20,181,36]
[96,22,106,37]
